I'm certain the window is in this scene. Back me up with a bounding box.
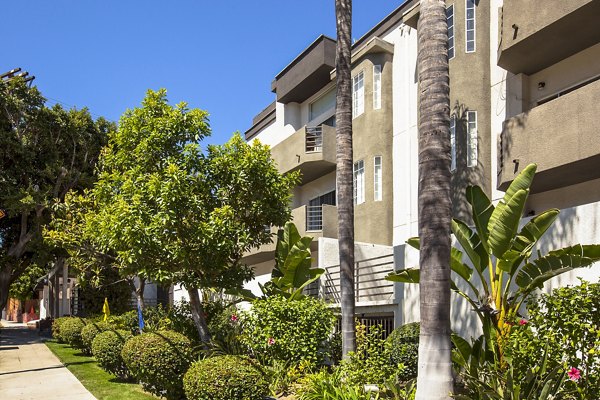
[352,71,365,118]
[450,116,456,171]
[466,0,476,52]
[467,111,477,167]
[307,190,336,231]
[309,88,336,122]
[373,65,382,110]
[374,156,382,201]
[447,5,455,59]
[353,160,365,204]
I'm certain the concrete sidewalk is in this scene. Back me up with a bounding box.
[0,320,96,400]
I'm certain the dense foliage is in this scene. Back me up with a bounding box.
[81,321,111,355]
[121,330,194,399]
[0,78,110,311]
[242,296,336,366]
[59,317,87,350]
[387,322,419,382]
[91,329,133,379]
[183,355,269,400]
[52,316,73,343]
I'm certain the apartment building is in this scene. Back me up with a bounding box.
[243,0,600,339]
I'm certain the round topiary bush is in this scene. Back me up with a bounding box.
[60,318,87,350]
[121,330,194,399]
[81,321,112,355]
[52,317,72,343]
[387,322,419,381]
[183,355,269,400]
[92,329,133,378]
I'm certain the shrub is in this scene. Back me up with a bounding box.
[183,355,269,400]
[60,317,87,350]
[51,316,73,343]
[505,280,599,400]
[297,369,375,400]
[81,321,112,355]
[121,330,194,399]
[339,323,404,386]
[241,296,336,366]
[92,329,133,378]
[387,322,419,381]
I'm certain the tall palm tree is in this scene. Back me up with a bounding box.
[415,0,453,398]
[335,0,356,357]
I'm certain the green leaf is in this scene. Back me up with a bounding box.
[516,244,600,293]
[451,247,473,284]
[502,163,537,205]
[406,237,420,250]
[487,189,529,259]
[512,209,559,256]
[385,268,420,284]
[452,219,488,274]
[451,333,472,368]
[466,185,494,252]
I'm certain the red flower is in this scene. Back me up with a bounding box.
[267,337,276,346]
[519,319,528,325]
[230,314,239,322]
[567,367,581,382]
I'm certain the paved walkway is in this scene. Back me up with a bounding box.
[0,320,96,400]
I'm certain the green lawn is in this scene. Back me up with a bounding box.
[45,340,159,400]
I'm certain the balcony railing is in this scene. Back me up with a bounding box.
[306,205,323,231]
[305,126,323,153]
[315,254,395,304]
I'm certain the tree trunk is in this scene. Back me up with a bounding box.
[187,287,211,345]
[415,1,453,399]
[335,0,356,358]
[0,268,12,314]
[128,277,146,311]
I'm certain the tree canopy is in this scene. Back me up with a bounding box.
[0,78,111,310]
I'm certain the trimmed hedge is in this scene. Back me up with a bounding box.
[121,330,194,399]
[387,322,419,381]
[60,318,87,350]
[183,355,269,400]
[92,329,133,378]
[81,321,112,355]
[51,317,72,343]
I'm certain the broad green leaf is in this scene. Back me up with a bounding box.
[451,333,472,367]
[466,185,494,252]
[451,247,473,284]
[288,269,324,300]
[487,189,528,259]
[452,219,488,273]
[502,163,537,205]
[511,209,559,255]
[406,237,420,250]
[516,244,600,293]
[385,268,420,284]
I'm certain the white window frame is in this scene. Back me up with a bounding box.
[352,70,365,118]
[447,5,455,60]
[465,0,476,53]
[373,65,382,110]
[374,156,382,201]
[467,111,477,167]
[450,116,456,171]
[353,160,365,205]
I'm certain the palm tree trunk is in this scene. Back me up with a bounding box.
[415,0,453,398]
[335,0,356,357]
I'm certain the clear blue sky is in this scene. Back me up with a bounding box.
[2,1,404,145]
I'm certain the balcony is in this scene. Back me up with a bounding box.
[270,124,336,184]
[498,0,600,74]
[316,254,396,306]
[498,78,600,193]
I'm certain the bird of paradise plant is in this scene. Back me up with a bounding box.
[387,163,600,365]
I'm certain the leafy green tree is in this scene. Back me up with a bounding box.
[388,164,600,371]
[75,89,298,343]
[0,78,110,310]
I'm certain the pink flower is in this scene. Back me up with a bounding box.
[519,319,528,325]
[567,367,581,382]
[267,337,276,346]
[230,314,238,322]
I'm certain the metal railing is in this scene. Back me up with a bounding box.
[305,126,323,152]
[306,205,323,231]
[321,253,395,304]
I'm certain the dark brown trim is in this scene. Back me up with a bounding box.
[274,34,336,80]
[245,102,276,141]
[353,0,418,49]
